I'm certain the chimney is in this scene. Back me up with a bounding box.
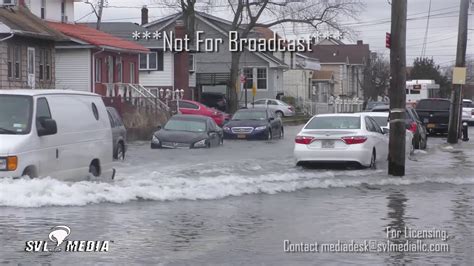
[174,20,190,99]
[357,40,363,45]
[141,6,149,25]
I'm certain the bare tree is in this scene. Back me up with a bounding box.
[158,0,364,112]
[84,0,106,30]
[360,53,391,102]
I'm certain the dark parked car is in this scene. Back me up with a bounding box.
[371,105,427,149]
[415,98,450,135]
[223,108,284,140]
[365,101,389,111]
[106,107,127,160]
[200,92,227,112]
[151,115,223,149]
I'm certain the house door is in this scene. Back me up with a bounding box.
[27,47,35,89]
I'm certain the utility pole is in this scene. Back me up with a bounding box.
[388,0,407,176]
[447,0,469,144]
[96,0,105,30]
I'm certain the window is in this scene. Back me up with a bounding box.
[139,52,158,70]
[243,68,253,89]
[14,46,21,79]
[39,49,44,80]
[305,116,361,130]
[179,101,199,109]
[257,68,267,90]
[36,97,52,134]
[365,117,378,132]
[117,60,123,83]
[45,50,50,80]
[41,0,46,19]
[268,100,278,105]
[7,46,12,78]
[95,58,102,82]
[130,62,135,83]
[188,54,195,71]
[253,99,266,105]
[61,0,66,22]
[27,48,34,75]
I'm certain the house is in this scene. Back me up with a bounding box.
[312,70,335,103]
[250,26,321,107]
[81,21,179,96]
[303,40,370,100]
[143,11,289,103]
[22,0,79,23]
[0,5,65,89]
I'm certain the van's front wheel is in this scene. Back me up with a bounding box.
[89,161,101,177]
[22,167,37,179]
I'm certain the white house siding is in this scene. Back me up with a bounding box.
[26,0,76,22]
[284,69,313,104]
[139,52,174,88]
[55,49,91,91]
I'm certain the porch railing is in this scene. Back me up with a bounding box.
[102,83,170,112]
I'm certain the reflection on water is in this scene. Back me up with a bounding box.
[167,213,206,251]
[385,189,410,265]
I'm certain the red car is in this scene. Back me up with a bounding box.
[177,100,228,126]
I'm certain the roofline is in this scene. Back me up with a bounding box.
[0,89,100,97]
[143,13,181,29]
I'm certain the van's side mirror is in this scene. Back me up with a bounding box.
[38,118,57,136]
[382,127,390,135]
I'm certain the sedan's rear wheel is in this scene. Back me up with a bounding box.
[276,111,284,118]
[116,143,125,160]
[369,150,376,169]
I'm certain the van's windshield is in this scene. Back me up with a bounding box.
[0,95,33,135]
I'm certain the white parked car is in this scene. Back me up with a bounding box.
[251,98,295,117]
[294,114,389,168]
[462,99,474,124]
[358,112,414,155]
[0,90,115,180]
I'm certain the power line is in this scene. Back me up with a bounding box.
[420,0,432,57]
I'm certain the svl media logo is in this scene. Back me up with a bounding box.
[25,225,111,252]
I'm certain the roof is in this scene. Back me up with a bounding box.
[81,22,163,48]
[304,43,370,65]
[47,22,149,53]
[144,12,287,68]
[0,6,65,40]
[312,70,334,80]
[0,89,99,97]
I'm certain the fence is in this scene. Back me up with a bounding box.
[302,98,364,116]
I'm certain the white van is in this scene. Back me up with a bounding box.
[0,90,115,180]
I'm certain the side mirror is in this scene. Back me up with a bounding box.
[382,127,390,135]
[37,118,57,136]
[157,125,162,130]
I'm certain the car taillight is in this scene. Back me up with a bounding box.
[295,136,314,145]
[288,106,294,111]
[471,110,474,116]
[408,122,417,133]
[341,136,367,145]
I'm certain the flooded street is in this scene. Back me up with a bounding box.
[0,125,473,265]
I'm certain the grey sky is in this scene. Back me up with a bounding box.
[74,0,473,67]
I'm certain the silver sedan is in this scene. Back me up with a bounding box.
[251,99,296,117]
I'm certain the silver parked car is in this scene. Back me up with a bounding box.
[251,98,295,117]
[106,107,127,160]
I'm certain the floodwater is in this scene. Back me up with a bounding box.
[0,126,472,265]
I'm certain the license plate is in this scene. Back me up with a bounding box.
[237,134,246,139]
[322,140,335,148]
[427,123,435,129]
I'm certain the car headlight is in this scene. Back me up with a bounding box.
[193,139,207,148]
[223,126,231,131]
[255,126,267,131]
[0,156,17,171]
[151,135,160,144]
